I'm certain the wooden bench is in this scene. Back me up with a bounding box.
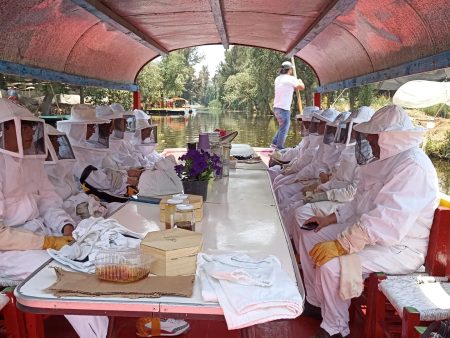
[351,206,450,338]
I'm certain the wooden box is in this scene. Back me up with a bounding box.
[140,228,203,276]
[159,194,203,223]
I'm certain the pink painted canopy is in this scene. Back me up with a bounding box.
[1,0,449,87]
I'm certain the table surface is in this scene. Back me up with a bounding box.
[15,167,303,316]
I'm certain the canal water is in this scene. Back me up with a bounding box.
[153,108,450,194]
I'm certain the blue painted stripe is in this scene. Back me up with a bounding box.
[0,60,139,91]
[316,50,450,92]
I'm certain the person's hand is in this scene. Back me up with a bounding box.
[304,213,337,232]
[43,236,73,250]
[127,168,144,178]
[127,176,139,186]
[319,172,331,184]
[62,224,74,236]
[309,240,347,266]
[282,164,294,175]
[126,185,139,197]
[302,184,318,194]
[304,192,328,204]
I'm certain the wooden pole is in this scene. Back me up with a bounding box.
[290,56,303,113]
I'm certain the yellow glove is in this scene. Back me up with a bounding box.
[309,240,347,266]
[126,185,139,197]
[42,236,73,250]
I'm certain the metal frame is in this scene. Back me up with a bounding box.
[285,0,356,58]
[316,50,450,92]
[208,0,229,49]
[70,0,168,56]
[0,60,138,91]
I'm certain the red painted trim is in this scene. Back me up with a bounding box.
[313,92,321,108]
[133,91,141,109]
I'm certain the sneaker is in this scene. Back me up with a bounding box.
[270,150,282,162]
[136,318,190,337]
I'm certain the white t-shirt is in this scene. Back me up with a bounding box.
[273,74,301,111]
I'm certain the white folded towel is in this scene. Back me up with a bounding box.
[47,217,143,273]
[197,253,303,329]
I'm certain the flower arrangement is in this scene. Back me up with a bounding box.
[175,149,222,181]
[214,128,228,137]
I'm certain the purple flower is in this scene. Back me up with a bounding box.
[174,148,222,181]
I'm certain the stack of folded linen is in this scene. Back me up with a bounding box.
[197,253,304,329]
[47,217,143,273]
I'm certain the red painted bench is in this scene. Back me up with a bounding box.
[351,206,450,338]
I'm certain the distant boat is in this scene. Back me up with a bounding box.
[146,97,195,116]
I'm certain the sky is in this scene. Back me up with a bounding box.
[194,45,227,76]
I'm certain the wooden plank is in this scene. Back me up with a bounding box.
[285,0,356,58]
[316,50,450,92]
[70,0,168,56]
[208,0,229,49]
[0,60,138,91]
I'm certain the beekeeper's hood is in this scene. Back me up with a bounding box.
[57,104,110,150]
[313,108,340,124]
[0,98,46,159]
[297,106,320,122]
[354,105,424,161]
[323,111,351,145]
[96,105,123,120]
[44,124,76,164]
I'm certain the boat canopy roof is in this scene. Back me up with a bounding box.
[1,0,449,91]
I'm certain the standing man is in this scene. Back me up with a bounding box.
[271,61,305,150]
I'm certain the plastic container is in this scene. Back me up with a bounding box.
[95,249,154,283]
[174,204,196,231]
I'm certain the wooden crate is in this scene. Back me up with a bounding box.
[159,194,203,222]
[140,228,203,276]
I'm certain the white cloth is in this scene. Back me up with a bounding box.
[273,74,302,110]
[137,156,183,196]
[197,253,303,330]
[47,217,142,273]
[299,105,439,336]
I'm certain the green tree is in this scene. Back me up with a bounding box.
[137,62,163,108]
[83,87,132,109]
[222,72,257,110]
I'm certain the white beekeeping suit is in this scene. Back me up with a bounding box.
[269,106,320,181]
[131,109,162,167]
[44,124,108,223]
[96,104,141,169]
[275,109,341,209]
[131,110,183,196]
[57,105,129,197]
[272,109,324,191]
[0,99,108,338]
[299,105,439,338]
[290,107,375,251]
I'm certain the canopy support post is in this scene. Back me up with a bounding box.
[314,93,321,108]
[133,91,141,110]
